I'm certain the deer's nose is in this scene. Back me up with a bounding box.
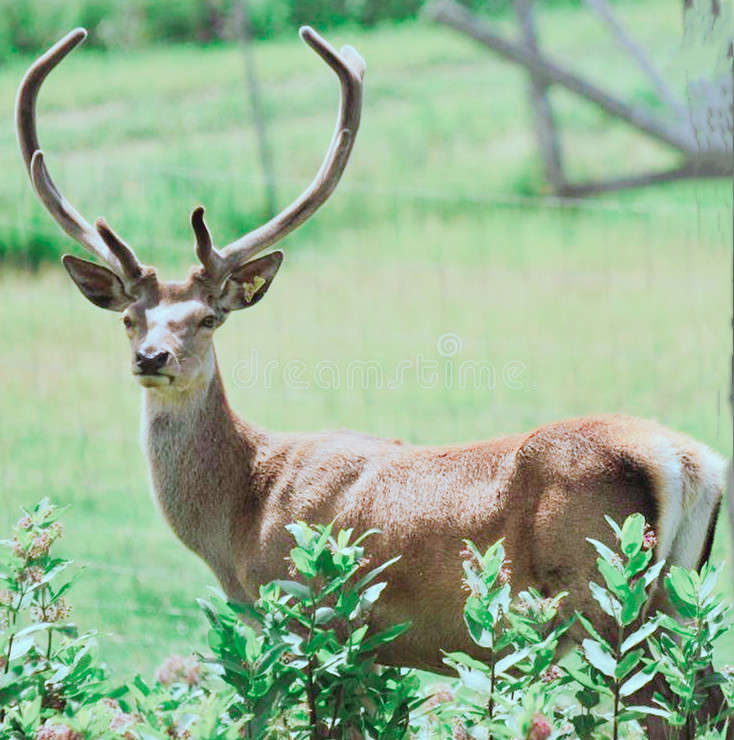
[135,350,170,375]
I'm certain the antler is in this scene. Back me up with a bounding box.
[193,25,365,282]
[16,28,144,282]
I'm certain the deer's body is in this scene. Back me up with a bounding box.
[17,25,728,729]
[143,346,724,672]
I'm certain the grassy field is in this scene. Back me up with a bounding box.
[0,2,732,681]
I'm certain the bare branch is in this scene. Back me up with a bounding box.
[558,159,731,196]
[426,0,701,154]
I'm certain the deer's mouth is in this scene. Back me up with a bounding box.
[135,372,173,388]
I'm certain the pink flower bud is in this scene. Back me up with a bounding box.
[527,713,552,740]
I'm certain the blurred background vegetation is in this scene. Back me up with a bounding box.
[0,0,730,680]
[1,0,603,59]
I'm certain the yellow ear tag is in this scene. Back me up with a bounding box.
[243,275,266,303]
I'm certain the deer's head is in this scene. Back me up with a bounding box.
[16,27,364,393]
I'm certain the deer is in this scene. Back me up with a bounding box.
[17,26,729,736]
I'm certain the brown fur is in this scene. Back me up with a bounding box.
[140,369,724,675]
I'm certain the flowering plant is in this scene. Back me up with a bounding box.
[1,502,732,739]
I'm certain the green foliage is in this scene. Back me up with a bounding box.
[649,561,733,732]
[0,498,105,735]
[0,0,424,58]
[569,514,667,739]
[0,500,248,739]
[200,521,421,739]
[0,0,598,57]
[439,515,734,739]
[0,508,421,739]
[441,539,570,736]
[2,503,733,739]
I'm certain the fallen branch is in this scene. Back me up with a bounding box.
[426,0,700,154]
[558,160,730,196]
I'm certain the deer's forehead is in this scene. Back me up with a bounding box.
[144,299,208,326]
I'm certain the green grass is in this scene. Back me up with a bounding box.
[0,3,732,680]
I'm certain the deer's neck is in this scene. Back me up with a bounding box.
[141,350,262,592]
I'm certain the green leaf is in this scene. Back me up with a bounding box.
[289,548,317,578]
[604,515,623,538]
[348,623,369,649]
[572,712,605,739]
[443,651,491,672]
[582,638,617,677]
[285,521,314,547]
[576,612,612,651]
[335,527,355,549]
[617,708,648,722]
[242,625,261,663]
[272,579,311,601]
[352,528,382,547]
[50,568,86,603]
[615,648,643,680]
[658,614,695,638]
[12,622,55,639]
[698,562,721,602]
[620,514,645,557]
[313,522,334,558]
[624,704,670,719]
[362,622,411,652]
[359,582,387,608]
[587,538,617,563]
[8,634,34,661]
[642,558,665,587]
[597,559,628,598]
[495,645,531,675]
[620,618,659,653]
[465,596,496,632]
[589,581,621,620]
[353,556,401,591]
[564,664,609,692]
[133,674,152,697]
[464,618,494,649]
[620,578,647,625]
[625,549,652,579]
[665,567,698,619]
[314,606,335,625]
[576,687,601,709]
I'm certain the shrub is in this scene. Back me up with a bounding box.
[1,501,732,739]
[198,522,423,738]
[0,508,421,739]
[436,514,733,739]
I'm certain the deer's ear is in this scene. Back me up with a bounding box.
[62,254,134,312]
[219,251,283,312]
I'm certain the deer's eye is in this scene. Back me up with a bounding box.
[123,315,134,330]
[200,315,217,329]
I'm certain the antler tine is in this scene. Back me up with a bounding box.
[205,26,365,279]
[16,28,144,282]
[191,206,216,274]
[96,218,144,280]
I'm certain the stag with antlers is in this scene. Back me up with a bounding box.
[16,27,729,736]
